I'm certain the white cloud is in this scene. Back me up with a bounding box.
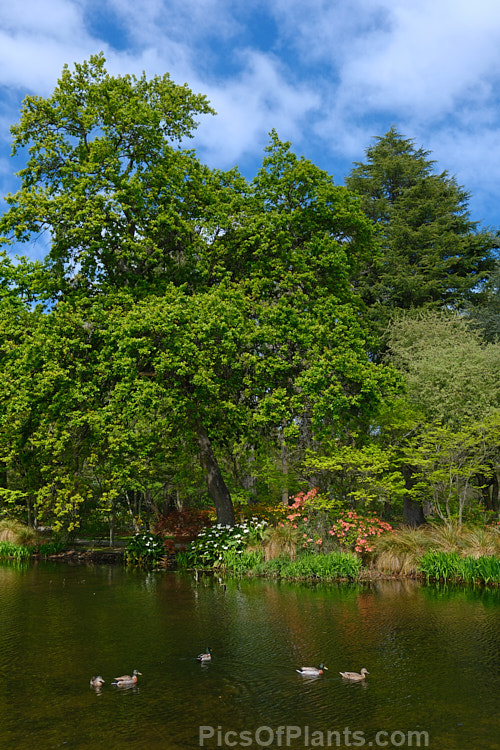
[0,0,108,94]
[1,0,500,233]
[194,50,320,168]
[337,0,500,120]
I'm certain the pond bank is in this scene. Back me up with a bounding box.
[37,547,125,564]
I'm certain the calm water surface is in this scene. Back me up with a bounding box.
[0,562,499,749]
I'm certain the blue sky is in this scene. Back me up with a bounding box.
[2,0,500,260]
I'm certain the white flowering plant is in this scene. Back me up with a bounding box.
[125,531,166,566]
[181,518,268,568]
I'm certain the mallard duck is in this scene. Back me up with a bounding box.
[196,647,212,662]
[111,669,142,687]
[296,663,328,676]
[90,675,105,688]
[339,668,369,681]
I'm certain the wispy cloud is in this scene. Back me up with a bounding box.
[1,0,500,239]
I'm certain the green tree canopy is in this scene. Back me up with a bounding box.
[0,58,401,528]
[346,127,499,347]
[0,52,218,296]
[386,310,500,427]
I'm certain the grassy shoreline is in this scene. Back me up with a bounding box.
[1,517,500,586]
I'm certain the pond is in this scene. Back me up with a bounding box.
[0,562,499,749]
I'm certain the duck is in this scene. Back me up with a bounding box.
[339,668,369,681]
[90,675,105,688]
[196,647,212,662]
[111,669,142,687]
[296,663,328,676]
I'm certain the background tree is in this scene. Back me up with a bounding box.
[386,310,500,518]
[346,127,498,349]
[386,310,500,426]
[469,259,500,342]
[0,53,216,296]
[225,133,402,502]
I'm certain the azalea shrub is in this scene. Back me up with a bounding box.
[180,519,268,568]
[327,511,393,553]
[279,488,344,553]
[278,490,393,555]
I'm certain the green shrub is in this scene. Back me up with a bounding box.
[219,549,265,573]
[473,555,500,584]
[254,551,361,581]
[125,531,166,567]
[181,519,268,568]
[37,541,66,556]
[419,551,460,582]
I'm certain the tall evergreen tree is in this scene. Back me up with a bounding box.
[346,127,498,347]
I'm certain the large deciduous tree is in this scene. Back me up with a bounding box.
[0,57,400,528]
[0,52,216,294]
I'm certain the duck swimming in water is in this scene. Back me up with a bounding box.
[90,676,105,688]
[339,668,369,681]
[197,647,212,662]
[296,663,328,676]
[111,669,142,687]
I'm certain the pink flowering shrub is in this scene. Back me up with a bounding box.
[275,489,394,556]
[282,489,343,552]
[328,510,393,553]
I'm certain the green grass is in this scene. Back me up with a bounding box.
[0,541,32,560]
[372,522,500,577]
[418,551,500,584]
[252,551,362,581]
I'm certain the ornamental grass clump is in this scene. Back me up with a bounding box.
[460,526,500,558]
[260,523,302,561]
[426,521,466,554]
[0,519,37,547]
[372,526,434,575]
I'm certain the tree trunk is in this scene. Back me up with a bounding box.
[492,471,499,512]
[196,422,235,526]
[403,495,426,527]
[477,469,499,512]
[242,447,257,504]
[0,462,7,489]
[402,466,426,527]
[280,426,289,506]
[109,505,115,548]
